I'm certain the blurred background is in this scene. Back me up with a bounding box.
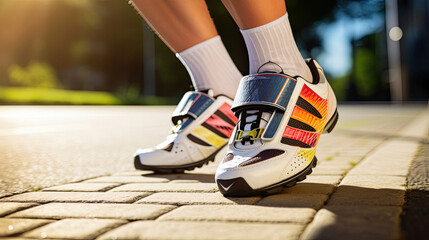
[0,0,428,105]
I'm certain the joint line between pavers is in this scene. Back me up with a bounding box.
[0,203,41,218]
[9,219,54,237]
[130,192,155,203]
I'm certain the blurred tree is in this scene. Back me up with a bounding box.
[39,0,144,91]
[349,32,390,101]
[0,0,386,101]
[337,0,384,18]
[0,0,143,92]
[9,62,58,88]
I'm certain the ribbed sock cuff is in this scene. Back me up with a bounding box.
[176,36,242,98]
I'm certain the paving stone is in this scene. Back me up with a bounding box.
[327,185,405,206]
[97,221,305,240]
[311,166,349,176]
[317,158,362,168]
[335,151,367,158]
[9,203,176,220]
[84,176,170,183]
[0,218,52,237]
[43,183,121,192]
[301,205,402,240]
[0,238,33,240]
[340,175,406,190]
[147,173,216,183]
[158,205,316,224]
[185,166,218,175]
[0,202,39,217]
[22,218,126,240]
[318,161,353,169]
[110,183,218,193]
[112,171,153,176]
[257,193,328,209]
[169,179,201,183]
[347,140,419,177]
[0,192,150,204]
[303,175,343,186]
[349,160,411,177]
[280,183,335,195]
[137,192,260,205]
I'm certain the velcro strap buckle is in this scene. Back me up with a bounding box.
[232,73,297,113]
[236,128,264,141]
[172,91,214,125]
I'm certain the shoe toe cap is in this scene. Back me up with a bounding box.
[134,148,169,166]
[216,149,289,189]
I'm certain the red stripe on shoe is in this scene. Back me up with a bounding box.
[282,126,320,147]
[217,103,238,125]
[204,113,235,138]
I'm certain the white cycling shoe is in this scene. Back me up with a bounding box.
[134,91,237,173]
[215,59,338,196]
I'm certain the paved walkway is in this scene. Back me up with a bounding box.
[0,105,428,240]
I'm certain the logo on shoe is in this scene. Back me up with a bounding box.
[218,182,235,191]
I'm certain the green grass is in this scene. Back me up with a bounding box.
[0,87,174,105]
[349,161,357,167]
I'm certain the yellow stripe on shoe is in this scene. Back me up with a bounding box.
[296,148,317,164]
[192,125,227,148]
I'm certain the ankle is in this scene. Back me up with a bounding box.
[240,13,313,82]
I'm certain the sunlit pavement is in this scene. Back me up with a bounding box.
[0,104,428,239]
[0,106,174,197]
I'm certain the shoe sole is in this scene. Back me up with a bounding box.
[217,156,318,197]
[134,145,225,173]
[217,108,338,197]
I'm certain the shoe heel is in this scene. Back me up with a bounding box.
[323,108,339,133]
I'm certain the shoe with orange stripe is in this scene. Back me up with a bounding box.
[134,91,238,173]
[215,59,338,196]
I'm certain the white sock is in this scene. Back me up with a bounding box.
[176,36,242,98]
[240,13,312,82]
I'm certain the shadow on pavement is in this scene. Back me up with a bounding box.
[144,173,215,183]
[402,189,429,240]
[135,170,428,239]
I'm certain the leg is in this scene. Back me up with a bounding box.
[130,0,241,98]
[131,0,216,52]
[221,0,312,80]
[221,0,286,30]
[131,0,240,172]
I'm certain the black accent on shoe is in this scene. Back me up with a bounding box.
[187,134,211,146]
[214,110,236,126]
[238,149,285,167]
[280,138,311,148]
[323,108,339,133]
[296,97,322,119]
[256,61,285,74]
[217,178,258,196]
[218,157,318,197]
[202,122,228,138]
[287,118,316,132]
[222,153,234,163]
[306,59,320,84]
[160,142,174,152]
[134,144,225,173]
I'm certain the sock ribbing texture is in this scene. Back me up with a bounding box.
[176,36,242,98]
[240,13,312,82]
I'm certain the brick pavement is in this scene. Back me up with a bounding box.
[0,105,428,239]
